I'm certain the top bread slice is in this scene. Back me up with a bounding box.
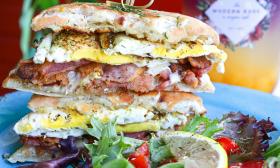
[32,3,219,45]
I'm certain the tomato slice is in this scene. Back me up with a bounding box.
[229,160,264,168]
[128,142,150,168]
[215,137,241,155]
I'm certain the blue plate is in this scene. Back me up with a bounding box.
[0,83,280,167]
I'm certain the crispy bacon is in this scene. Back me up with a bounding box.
[21,136,61,150]
[182,70,199,88]
[15,56,212,92]
[17,60,91,86]
[188,57,211,69]
[102,64,142,83]
[188,57,212,78]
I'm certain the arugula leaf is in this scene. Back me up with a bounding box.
[85,118,134,167]
[87,118,103,139]
[149,137,173,164]
[201,118,223,137]
[92,155,108,168]
[181,115,222,138]
[103,158,134,168]
[182,115,208,132]
[265,138,280,159]
[111,135,132,159]
[159,162,184,168]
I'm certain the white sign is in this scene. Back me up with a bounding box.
[206,0,267,44]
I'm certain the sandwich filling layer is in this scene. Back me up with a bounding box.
[14,106,197,139]
[5,30,226,94]
[33,31,226,71]
[13,56,215,94]
[15,91,205,139]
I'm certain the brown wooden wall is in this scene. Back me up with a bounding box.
[0,1,22,95]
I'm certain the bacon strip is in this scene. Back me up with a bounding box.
[17,59,91,80]
[15,56,212,92]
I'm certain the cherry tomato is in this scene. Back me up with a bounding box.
[215,137,241,155]
[229,160,264,168]
[128,142,150,168]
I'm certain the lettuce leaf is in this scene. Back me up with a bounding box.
[264,138,280,168]
[85,118,140,168]
[181,115,223,138]
[216,112,277,163]
[265,138,280,159]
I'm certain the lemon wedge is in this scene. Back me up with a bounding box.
[160,131,228,168]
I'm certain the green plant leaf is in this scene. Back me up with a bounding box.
[102,158,134,168]
[20,0,35,59]
[84,144,97,156]
[201,119,223,138]
[159,162,184,168]
[92,155,108,168]
[73,0,98,2]
[265,137,280,159]
[35,0,59,10]
[87,117,105,139]
[182,115,208,133]
[110,135,132,159]
[86,118,132,167]
[181,115,222,138]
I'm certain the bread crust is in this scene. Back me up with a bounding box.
[29,91,205,114]
[32,3,219,45]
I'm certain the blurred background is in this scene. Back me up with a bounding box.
[0,0,279,96]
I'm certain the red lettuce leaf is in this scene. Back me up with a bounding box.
[19,136,92,168]
[19,151,80,168]
[215,112,277,163]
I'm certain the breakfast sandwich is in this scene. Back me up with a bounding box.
[8,91,206,163]
[3,2,227,97]
[2,2,228,165]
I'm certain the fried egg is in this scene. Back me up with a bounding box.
[14,106,191,139]
[33,33,226,73]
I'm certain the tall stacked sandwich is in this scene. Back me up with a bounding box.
[3,2,227,164]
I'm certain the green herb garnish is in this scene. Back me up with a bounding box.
[181,115,223,138]
[107,2,145,16]
[85,118,136,168]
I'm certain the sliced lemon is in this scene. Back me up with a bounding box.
[160,131,228,168]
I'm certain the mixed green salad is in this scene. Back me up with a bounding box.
[19,112,279,168]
